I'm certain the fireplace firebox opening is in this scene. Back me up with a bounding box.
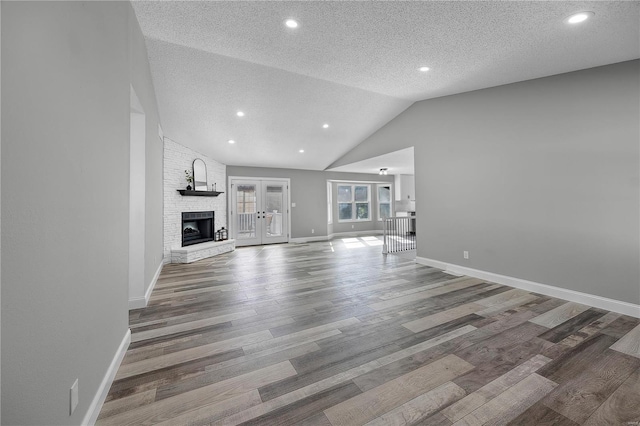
[182,211,214,247]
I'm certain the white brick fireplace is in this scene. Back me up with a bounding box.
[163,138,231,262]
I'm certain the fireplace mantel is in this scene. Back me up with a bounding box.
[177,190,224,197]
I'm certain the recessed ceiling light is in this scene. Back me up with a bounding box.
[285,19,299,29]
[565,11,594,24]
[323,124,329,129]
[299,149,305,153]
[419,66,430,72]
[236,111,245,117]
[228,140,235,144]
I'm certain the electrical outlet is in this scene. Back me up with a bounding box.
[311,229,315,234]
[463,251,469,260]
[352,224,355,229]
[291,202,296,207]
[70,379,79,415]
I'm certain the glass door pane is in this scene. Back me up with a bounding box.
[262,181,288,244]
[234,183,259,244]
[265,185,283,237]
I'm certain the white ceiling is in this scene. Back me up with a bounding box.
[132,1,639,172]
[328,147,415,176]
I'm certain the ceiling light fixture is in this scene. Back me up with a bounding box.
[285,19,299,29]
[228,140,235,144]
[323,124,329,129]
[565,11,594,24]
[236,111,245,117]
[379,168,388,175]
[299,149,305,153]
[419,66,430,72]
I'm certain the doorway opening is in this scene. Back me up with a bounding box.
[129,86,146,309]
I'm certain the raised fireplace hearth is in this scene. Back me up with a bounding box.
[182,211,214,247]
[171,239,235,263]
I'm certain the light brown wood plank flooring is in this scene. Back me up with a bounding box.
[98,237,640,425]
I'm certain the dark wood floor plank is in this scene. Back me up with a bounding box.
[323,355,473,425]
[541,311,622,359]
[290,324,414,375]
[536,333,617,383]
[258,342,403,402]
[238,381,361,426]
[394,313,494,350]
[413,412,453,426]
[352,328,494,393]
[600,314,640,338]
[454,321,547,366]
[454,373,557,425]
[453,336,554,393]
[507,402,579,426]
[126,314,293,361]
[105,349,244,402]
[538,307,608,343]
[154,340,321,401]
[541,349,640,423]
[583,366,640,425]
[269,304,375,338]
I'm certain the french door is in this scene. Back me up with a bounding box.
[229,178,289,246]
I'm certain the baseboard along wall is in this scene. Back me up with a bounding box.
[416,256,640,318]
[128,261,163,310]
[290,230,383,244]
[83,328,131,426]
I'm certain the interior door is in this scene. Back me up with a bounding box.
[230,178,289,246]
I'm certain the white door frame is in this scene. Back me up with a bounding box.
[228,176,291,246]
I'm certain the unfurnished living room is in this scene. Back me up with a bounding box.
[1,1,639,425]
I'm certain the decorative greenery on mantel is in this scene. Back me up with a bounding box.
[184,170,194,185]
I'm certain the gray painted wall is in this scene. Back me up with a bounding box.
[0,2,3,422]
[331,60,640,304]
[1,2,163,424]
[227,166,393,238]
[129,12,164,293]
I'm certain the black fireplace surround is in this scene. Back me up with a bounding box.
[182,211,214,247]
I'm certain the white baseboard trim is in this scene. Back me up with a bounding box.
[330,230,384,239]
[290,230,383,244]
[415,257,448,271]
[290,235,331,243]
[129,261,163,310]
[416,257,640,318]
[145,262,163,303]
[83,328,131,426]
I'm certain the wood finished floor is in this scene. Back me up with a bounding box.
[98,237,640,426]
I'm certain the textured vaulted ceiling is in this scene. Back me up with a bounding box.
[132,1,640,171]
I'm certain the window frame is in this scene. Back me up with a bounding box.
[327,181,333,224]
[337,184,372,222]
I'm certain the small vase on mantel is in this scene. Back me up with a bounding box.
[186,185,192,190]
